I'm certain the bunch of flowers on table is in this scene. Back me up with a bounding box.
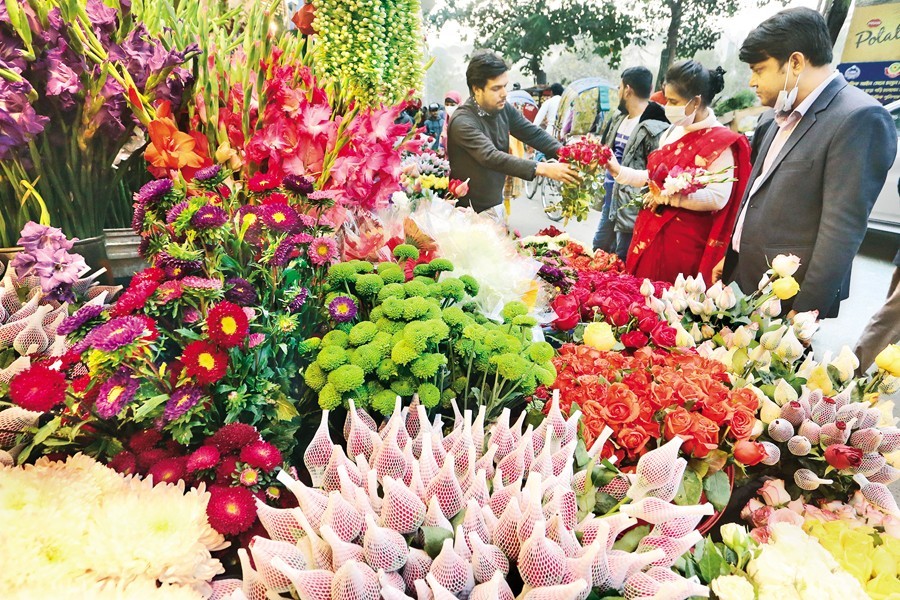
[302,247,556,421]
[549,135,613,223]
[0,454,226,598]
[519,230,624,298]
[208,398,710,600]
[399,148,470,205]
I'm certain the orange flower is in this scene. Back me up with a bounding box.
[144,117,206,177]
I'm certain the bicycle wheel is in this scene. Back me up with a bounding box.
[525,176,540,199]
[540,178,564,222]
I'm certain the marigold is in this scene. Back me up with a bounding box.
[181,340,229,385]
[206,301,249,348]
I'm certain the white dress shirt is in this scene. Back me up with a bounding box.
[534,95,562,134]
[615,112,736,211]
[731,71,839,252]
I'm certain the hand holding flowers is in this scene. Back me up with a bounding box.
[549,136,612,223]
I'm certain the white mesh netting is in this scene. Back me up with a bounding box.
[330,560,380,600]
[429,538,475,598]
[363,514,409,572]
[517,521,567,588]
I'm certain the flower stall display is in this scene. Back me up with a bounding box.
[549,136,612,223]
[0,0,199,245]
[520,229,624,297]
[0,454,227,598]
[212,399,711,600]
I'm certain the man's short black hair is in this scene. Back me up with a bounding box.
[550,83,564,96]
[620,67,653,99]
[466,51,509,93]
[740,7,833,67]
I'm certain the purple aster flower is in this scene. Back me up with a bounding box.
[259,203,300,233]
[308,237,338,266]
[131,201,146,234]
[328,296,358,323]
[32,247,88,293]
[16,222,75,252]
[95,368,140,419]
[135,179,174,206]
[0,76,48,160]
[155,251,201,279]
[271,238,297,268]
[166,201,190,225]
[225,278,258,306]
[288,288,309,313]
[85,316,149,352]
[539,264,565,282]
[57,304,105,336]
[193,164,221,182]
[283,174,315,195]
[181,276,223,291]
[163,384,205,421]
[191,205,228,229]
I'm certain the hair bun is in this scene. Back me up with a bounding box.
[709,66,726,97]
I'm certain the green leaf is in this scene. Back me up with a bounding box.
[694,538,728,583]
[32,416,61,446]
[594,492,620,515]
[674,469,702,506]
[574,438,591,469]
[703,469,731,512]
[422,526,453,558]
[612,524,650,552]
[732,347,749,373]
[274,396,299,421]
[174,328,203,341]
[133,394,170,420]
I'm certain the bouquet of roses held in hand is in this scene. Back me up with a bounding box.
[551,136,612,223]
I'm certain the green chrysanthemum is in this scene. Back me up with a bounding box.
[377,283,406,303]
[316,345,349,371]
[428,258,454,273]
[417,382,440,408]
[513,315,538,328]
[376,358,399,382]
[402,280,430,299]
[375,317,405,334]
[391,339,420,365]
[491,353,530,381]
[380,267,406,285]
[410,353,447,379]
[348,321,378,346]
[303,362,327,391]
[439,278,466,302]
[318,383,343,410]
[322,330,349,348]
[459,274,479,297]
[501,301,529,323]
[328,364,365,393]
[392,244,419,261]
[528,341,555,364]
[402,296,432,320]
[355,273,385,298]
[390,377,416,396]
[326,263,359,286]
[381,297,405,320]
[351,344,383,374]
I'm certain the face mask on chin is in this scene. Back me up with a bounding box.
[774,66,801,125]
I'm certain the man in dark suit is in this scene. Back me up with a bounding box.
[716,8,897,319]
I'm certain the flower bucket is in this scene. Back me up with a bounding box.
[103,228,148,283]
[0,234,114,285]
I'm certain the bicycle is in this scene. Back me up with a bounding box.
[531,154,564,222]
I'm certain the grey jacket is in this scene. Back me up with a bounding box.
[729,75,897,317]
[596,107,668,232]
[447,98,561,213]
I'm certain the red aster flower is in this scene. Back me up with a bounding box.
[149,456,187,484]
[206,301,249,348]
[215,455,240,484]
[206,485,258,535]
[111,279,159,317]
[240,441,283,471]
[9,364,67,412]
[128,429,163,452]
[247,172,281,193]
[187,445,222,473]
[108,450,137,475]
[136,447,173,471]
[208,423,260,452]
[239,467,260,487]
[133,267,166,283]
[181,340,229,385]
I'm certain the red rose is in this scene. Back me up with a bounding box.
[733,439,768,466]
[600,383,640,425]
[551,295,581,331]
[638,315,660,334]
[650,323,677,347]
[685,413,720,458]
[664,407,694,441]
[621,330,649,349]
[618,426,652,457]
[824,444,863,470]
[729,408,756,440]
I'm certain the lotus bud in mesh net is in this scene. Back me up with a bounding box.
[412,579,433,600]
[249,536,309,592]
[546,514,581,558]
[319,524,365,569]
[417,433,441,485]
[599,474,631,501]
[322,445,363,494]
[459,499,490,549]
[254,499,307,545]
[473,443,496,481]
[531,432,554,479]
[787,435,812,456]
[6,290,40,322]
[362,513,409,572]
[425,451,464,519]
[849,428,885,453]
[380,584,416,600]
[380,397,410,445]
[810,396,838,426]
[13,307,51,355]
[209,579,242,600]
[362,468,383,514]
[542,485,577,531]
[602,514,640,550]
[378,568,407,593]
[406,394,422,440]
[831,385,852,409]
[331,560,380,600]
[470,570,515,600]
[854,474,900,515]
[402,548,433,593]
[497,426,532,486]
[374,428,410,482]
[621,497,714,525]
[472,404,487,459]
[879,427,900,453]
[464,467,491,508]
[345,400,376,461]
[407,459,427,503]
[767,419,794,443]
[430,424,449,466]
[517,520,567,588]
[552,440,576,478]
[795,419,820,445]
[760,442,781,466]
[546,389,569,442]
[468,530,510,583]
[423,496,454,531]
[626,437,684,501]
[819,421,851,447]
[442,424,462,456]
[290,507,333,569]
[425,573,465,600]
[489,468,521,518]
[521,580,588,600]
[651,514,707,539]
[272,556,334,600]
[481,504,499,538]
[304,410,334,488]
[516,473,545,542]
[566,538,608,590]
[488,408,517,462]
[623,568,708,600]
[870,463,900,485]
[381,475,426,534]
[428,538,475,598]
[607,548,666,591]
[576,516,612,549]
[236,548,271,600]
[854,453,887,477]
[643,458,686,503]
[635,530,703,567]
[794,468,833,491]
[450,524,472,561]
[0,406,40,448]
[780,401,807,427]
[321,489,363,542]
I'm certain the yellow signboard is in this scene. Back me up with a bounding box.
[838,0,900,104]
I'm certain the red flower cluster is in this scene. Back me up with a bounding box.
[548,345,760,463]
[9,364,68,412]
[558,138,613,169]
[206,301,249,349]
[181,340,229,385]
[558,241,624,276]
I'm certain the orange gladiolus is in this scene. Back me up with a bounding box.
[144,117,206,175]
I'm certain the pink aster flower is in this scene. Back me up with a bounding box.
[308,236,337,266]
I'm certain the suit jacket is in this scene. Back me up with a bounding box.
[728,75,897,317]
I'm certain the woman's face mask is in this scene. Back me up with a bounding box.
[664,96,699,127]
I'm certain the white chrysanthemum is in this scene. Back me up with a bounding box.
[0,454,224,594]
[6,576,205,600]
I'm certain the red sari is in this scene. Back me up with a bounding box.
[625,127,751,283]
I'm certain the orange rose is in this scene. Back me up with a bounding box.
[729,408,756,440]
[664,407,694,441]
[730,387,761,412]
[618,426,652,457]
[701,400,732,426]
[733,439,767,466]
[600,383,640,425]
[685,413,720,458]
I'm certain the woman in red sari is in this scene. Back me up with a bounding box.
[606,60,752,283]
